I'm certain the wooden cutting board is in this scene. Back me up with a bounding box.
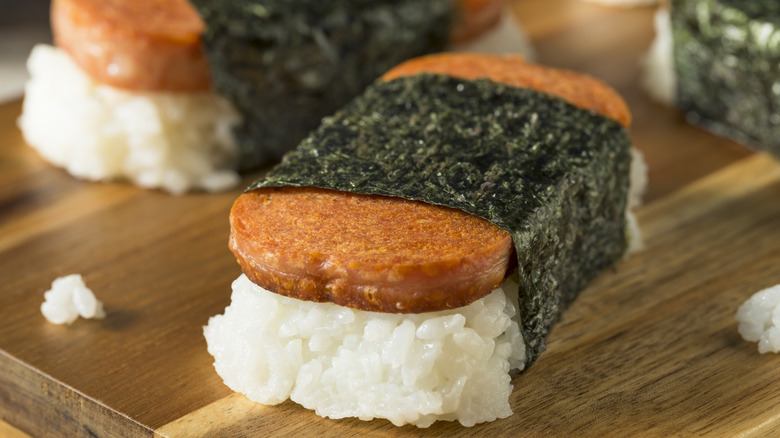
[1,1,776,437]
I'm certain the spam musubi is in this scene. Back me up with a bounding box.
[204,53,646,427]
[19,0,241,195]
[20,0,534,193]
[190,0,534,169]
[643,0,780,158]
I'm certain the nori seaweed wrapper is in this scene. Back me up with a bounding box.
[672,0,780,157]
[191,0,453,169]
[246,74,633,366]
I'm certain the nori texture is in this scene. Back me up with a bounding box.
[191,0,453,169]
[672,0,780,157]
[247,75,632,366]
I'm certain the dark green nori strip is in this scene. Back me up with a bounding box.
[191,0,453,169]
[247,74,632,366]
[672,0,780,157]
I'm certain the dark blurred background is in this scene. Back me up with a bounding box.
[0,0,52,102]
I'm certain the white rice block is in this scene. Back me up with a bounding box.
[629,148,648,211]
[625,147,648,254]
[641,8,676,106]
[41,274,105,325]
[736,284,780,354]
[453,6,535,60]
[204,274,527,428]
[18,44,242,195]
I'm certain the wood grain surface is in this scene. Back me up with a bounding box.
[1,0,775,437]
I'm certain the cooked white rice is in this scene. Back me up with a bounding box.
[626,147,648,253]
[736,284,780,354]
[204,274,526,428]
[41,274,105,325]
[18,44,241,195]
[453,6,535,60]
[629,148,648,211]
[641,8,676,105]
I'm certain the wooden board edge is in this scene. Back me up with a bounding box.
[0,350,154,438]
